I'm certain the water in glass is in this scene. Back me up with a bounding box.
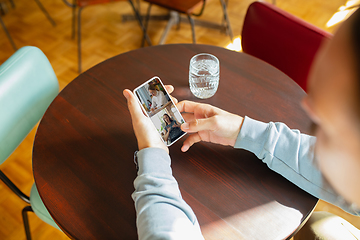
[189,54,219,99]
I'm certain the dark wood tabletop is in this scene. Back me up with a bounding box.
[33,44,317,240]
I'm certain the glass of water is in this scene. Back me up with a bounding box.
[189,53,220,99]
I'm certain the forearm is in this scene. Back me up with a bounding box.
[132,148,204,240]
[235,117,360,215]
[163,130,169,141]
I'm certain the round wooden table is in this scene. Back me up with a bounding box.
[33,44,317,240]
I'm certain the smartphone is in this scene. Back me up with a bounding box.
[133,76,186,146]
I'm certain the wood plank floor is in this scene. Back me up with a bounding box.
[0,0,358,239]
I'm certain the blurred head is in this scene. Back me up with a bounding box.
[302,8,360,207]
[148,85,158,96]
[163,114,172,125]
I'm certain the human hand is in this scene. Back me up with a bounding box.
[123,89,168,153]
[177,101,244,152]
[163,128,170,142]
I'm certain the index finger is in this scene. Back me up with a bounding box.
[176,100,200,113]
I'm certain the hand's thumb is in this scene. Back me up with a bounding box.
[123,89,145,119]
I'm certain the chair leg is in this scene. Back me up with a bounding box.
[187,15,196,44]
[9,0,15,8]
[0,14,17,50]
[158,11,177,45]
[33,0,56,26]
[220,0,228,29]
[219,0,233,41]
[128,0,152,47]
[78,7,83,73]
[142,3,152,47]
[134,0,140,12]
[0,1,8,15]
[176,13,181,30]
[71,0,76,39]
[0,170,30,204]
[22,206,34,240]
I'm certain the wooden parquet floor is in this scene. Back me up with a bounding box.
[0,0,358,239]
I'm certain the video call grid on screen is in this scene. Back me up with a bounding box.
[134,77,186,145]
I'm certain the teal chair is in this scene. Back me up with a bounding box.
[0,46,61,239]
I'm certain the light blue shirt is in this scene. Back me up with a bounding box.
[132,116,359,239]
[132,148,204,240]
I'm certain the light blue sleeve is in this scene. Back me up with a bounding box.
[132,148,204,240]
[235,116,360,215]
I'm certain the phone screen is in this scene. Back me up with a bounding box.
[133,76,187,146]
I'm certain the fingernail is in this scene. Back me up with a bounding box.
[123,90,129,99]
[182,123,189,130]
[181,145,188,152]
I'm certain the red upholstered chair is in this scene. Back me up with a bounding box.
[62,0,151,73]
[241,1,332,92]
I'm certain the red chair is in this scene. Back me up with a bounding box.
[62,0,151,73]
[241,1,332,92]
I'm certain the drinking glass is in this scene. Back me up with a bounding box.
[189,53,220,99]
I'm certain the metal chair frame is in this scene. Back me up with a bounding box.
[142,0,236,46]
[0,170,34,240]
[62,0,152,73]
[143,0,206,46]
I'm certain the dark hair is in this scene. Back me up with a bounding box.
[148,85,157,91]
[163,113,173,124]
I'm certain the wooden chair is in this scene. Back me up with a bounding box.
[0,46,60,240]
[62,0,151,73]
[241,1,332,92]
[143,0,206,44]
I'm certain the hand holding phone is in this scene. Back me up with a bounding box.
[123,89,169,153]
[133,77,186,146]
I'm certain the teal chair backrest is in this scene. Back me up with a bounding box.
[0,46,59,165]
